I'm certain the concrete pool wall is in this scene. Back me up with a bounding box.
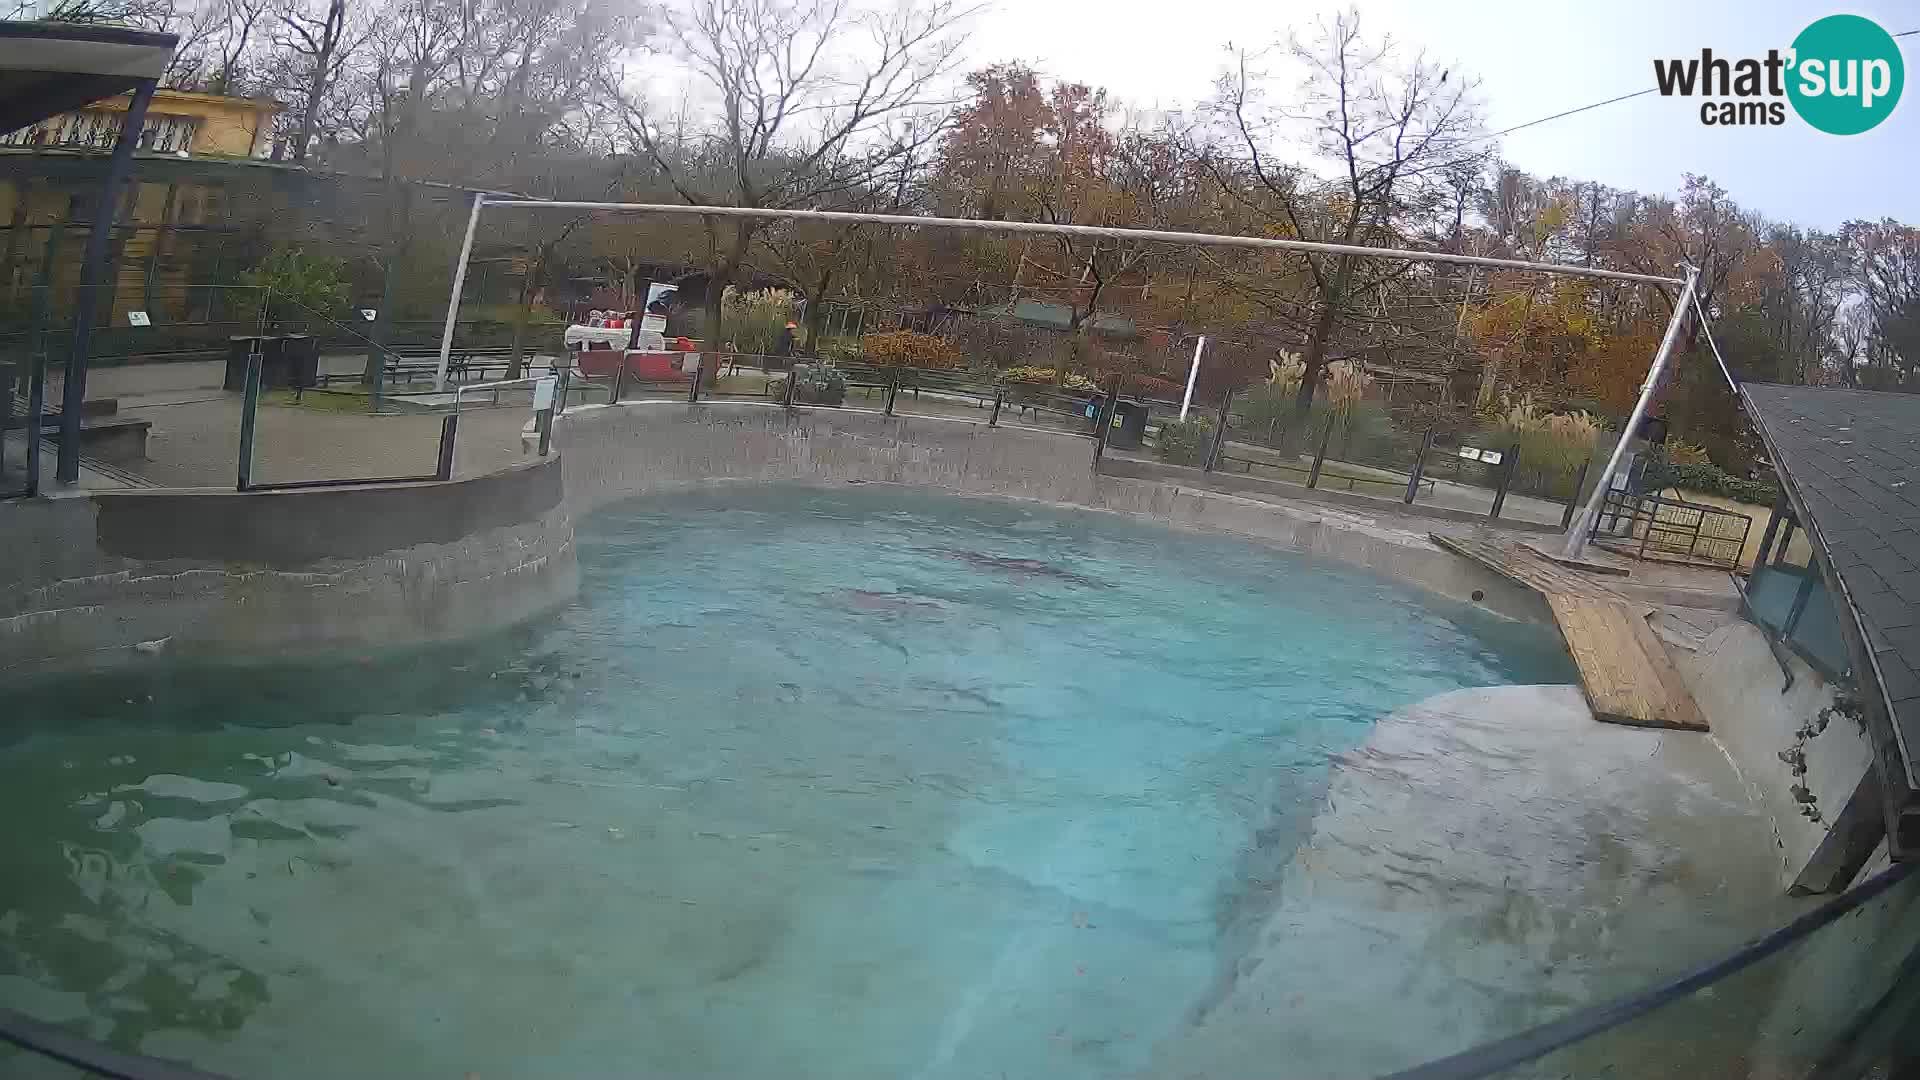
[550,400,1552,622]
[0,456,575,677]
[0,399,1544,676]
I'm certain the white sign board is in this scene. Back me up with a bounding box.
[126,311,150,327]
[360,309,378,322]
[1479,450,1504,466]
[532,376,556,411]
[1456,446,1482,462]
[642,282,677,334]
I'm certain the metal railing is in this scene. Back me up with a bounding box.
[1191,394,1586,527]
[232,343,450,492]
[1592,487,1753,567]
[450,375,557,458]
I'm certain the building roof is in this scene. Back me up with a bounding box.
[1741,383,1920,848]
[1004,299,1137,337]
[0,21,178,137]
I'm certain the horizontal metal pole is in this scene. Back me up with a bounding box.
[480,200,1685,286]
[452,376,547,398]
[238,473,443,491]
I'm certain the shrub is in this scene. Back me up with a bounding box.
[1323,359,1374,412]
[817,337,865,364]
[1000,366,1096,392]
[721,288,797,356]
[861,329,962,369]
[1481,400,1604,497]
[1156,414,1215,466]
[1644,459,1778,505]
[786,361,847,406]
[1115,372,1186,400]
[1665,439,1714,466]
[239,246,349,332]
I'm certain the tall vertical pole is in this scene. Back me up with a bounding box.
[435,192,486,392]
[1179,335,1206,420]
[58,79,156,484]
[1561,264,1699,559]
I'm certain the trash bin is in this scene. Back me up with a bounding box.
[224,336,262,390]
[1108,400,1149,450]
[281,334,319,389]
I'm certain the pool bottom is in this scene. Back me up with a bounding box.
[0,485,1576,1079]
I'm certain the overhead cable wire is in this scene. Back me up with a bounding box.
[1691,291,1741,392]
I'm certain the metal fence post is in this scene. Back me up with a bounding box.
[536,406,554,456]
[1203,388,1233,472]
[59,79,156,485]
[435,413,459,481]
[1306,413,1336,489]
[885,367,899,416]
[1562,460,1592,530]
[989,385,1004,427]
[1489,441,1521,520]
[235,345,262,491]
[1752,494,1789,570]
[22,284,50,496]
[1092,376,1118,467]
[783,365,798,410]
[1405,428,1435,504]
[611,354,628,405]
[687,353,702,404]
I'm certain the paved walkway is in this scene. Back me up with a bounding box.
[48,360,538,489]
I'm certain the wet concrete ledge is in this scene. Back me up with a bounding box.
[0,456,577,678]
[1146,685,1916,1079]
[552,401,1553,623]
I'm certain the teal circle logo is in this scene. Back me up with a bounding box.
[1788,14,1904,135]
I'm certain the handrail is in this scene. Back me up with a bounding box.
[451,375,555,414]
[451,376,543,404]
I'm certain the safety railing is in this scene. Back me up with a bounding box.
[576,351,1103,437]
[1176,389,1589,528]
[450,375,558,459]
[1592,487,1753,568]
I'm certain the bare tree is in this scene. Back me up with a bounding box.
[1203,8,1485,420]
[607,0,972,360]
[7,0,176,25]
[274,0,357,161]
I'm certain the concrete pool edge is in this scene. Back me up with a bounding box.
[0,456,577,678]
[551,401,1554,624]
[0,401,1546,679]
[1148,683,1890,1080]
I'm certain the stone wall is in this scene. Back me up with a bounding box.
[0,456,575,678]
[1677,620,1877,889]
[552,401,1550,622]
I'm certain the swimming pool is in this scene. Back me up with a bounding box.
[0,484,1574,1078]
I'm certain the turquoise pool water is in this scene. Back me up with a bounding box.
[0,485,1573,1078]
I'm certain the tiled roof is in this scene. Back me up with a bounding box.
[1742,383,1920,800]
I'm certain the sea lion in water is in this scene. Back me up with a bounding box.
[939,550,1102,587]
[843,589,944,614]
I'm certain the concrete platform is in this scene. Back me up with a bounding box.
[1147,685,1806,1078]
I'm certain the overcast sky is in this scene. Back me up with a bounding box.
[961,0,1919,230]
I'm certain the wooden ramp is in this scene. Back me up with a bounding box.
[1431,533,1707,732]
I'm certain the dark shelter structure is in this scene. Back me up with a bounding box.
[0,19,176,493]
[1743,384,1920,876]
